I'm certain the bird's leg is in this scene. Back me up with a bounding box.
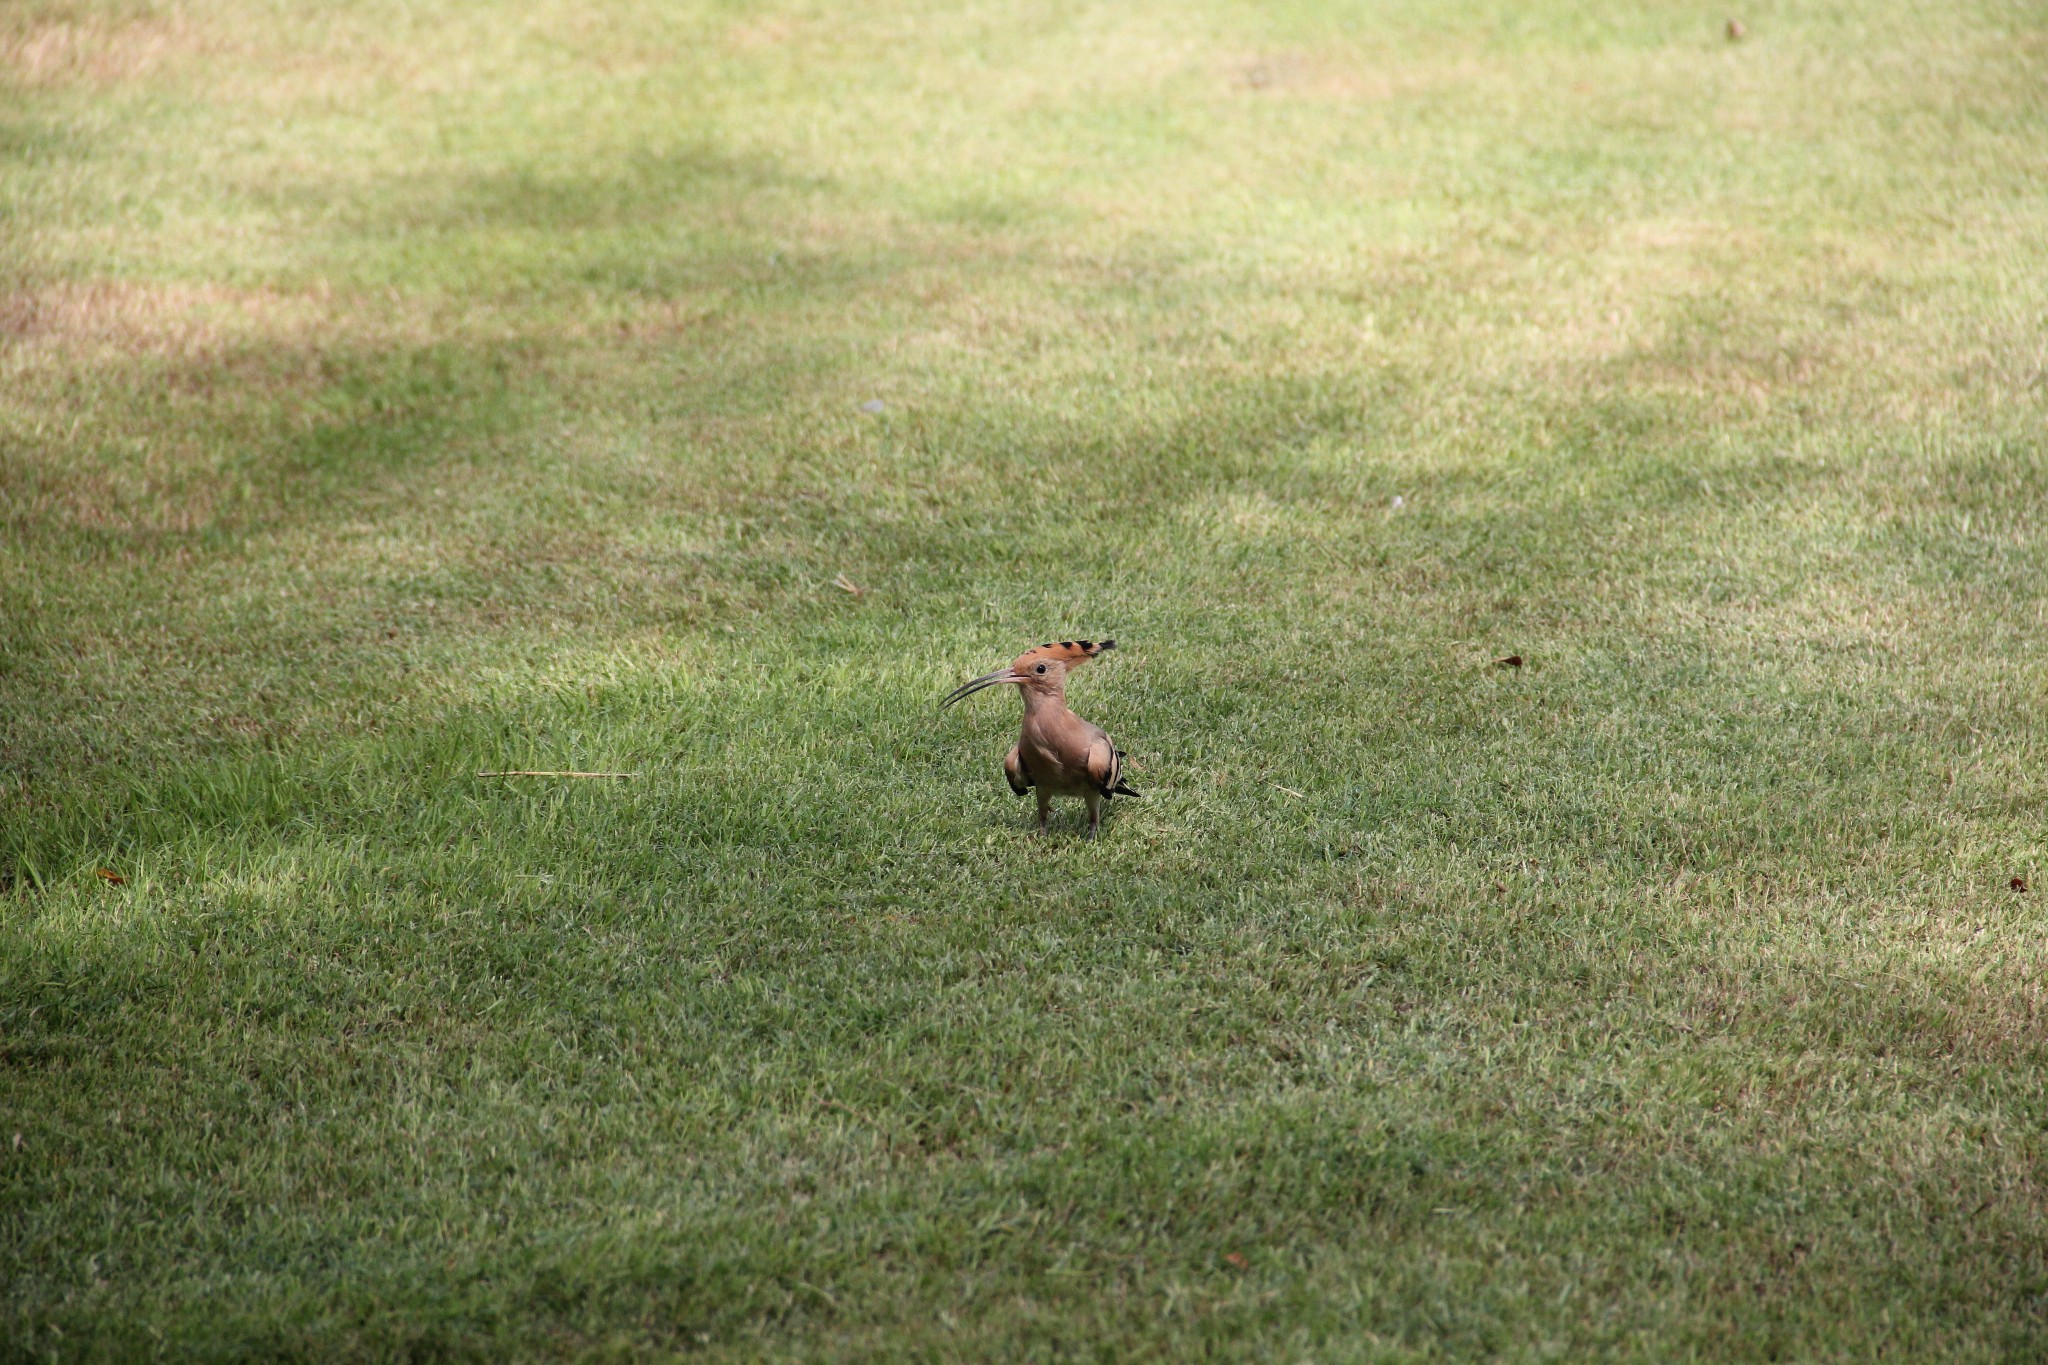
[1035,790,1052,837]
[1084,791,1101,840]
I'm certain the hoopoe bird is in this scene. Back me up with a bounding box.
[941,638,1139,838]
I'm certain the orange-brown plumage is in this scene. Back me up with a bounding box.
[1008,638,1115,671]
[941,637,1137,838]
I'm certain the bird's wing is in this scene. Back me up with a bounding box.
[1003,744,1032,795]
[1085,736,1138,798]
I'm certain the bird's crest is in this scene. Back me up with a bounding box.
[1011,638,1115,672]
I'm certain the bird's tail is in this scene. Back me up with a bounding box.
[1111,749,1138,798]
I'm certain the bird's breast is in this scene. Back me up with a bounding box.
[1019,719,1093,793]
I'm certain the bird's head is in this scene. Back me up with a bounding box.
[940,638,1116,708]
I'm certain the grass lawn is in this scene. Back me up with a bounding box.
[4,0,2047,1358]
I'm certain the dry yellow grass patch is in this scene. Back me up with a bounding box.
[0,278,563,377]
[1,469,222,535]
[0,280,495,538]
[0,6,498,104]
[727,17,799,51]
[0,280,331,360]
[0,10,219,86]
[1224,49,1499,104]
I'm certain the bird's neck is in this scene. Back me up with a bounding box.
[1020,687,1069,721]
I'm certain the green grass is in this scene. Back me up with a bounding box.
[4,0,2047,1358]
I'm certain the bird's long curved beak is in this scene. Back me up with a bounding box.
[940,668,1022,709]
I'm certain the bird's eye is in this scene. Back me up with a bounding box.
[1035,664,1047,674]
